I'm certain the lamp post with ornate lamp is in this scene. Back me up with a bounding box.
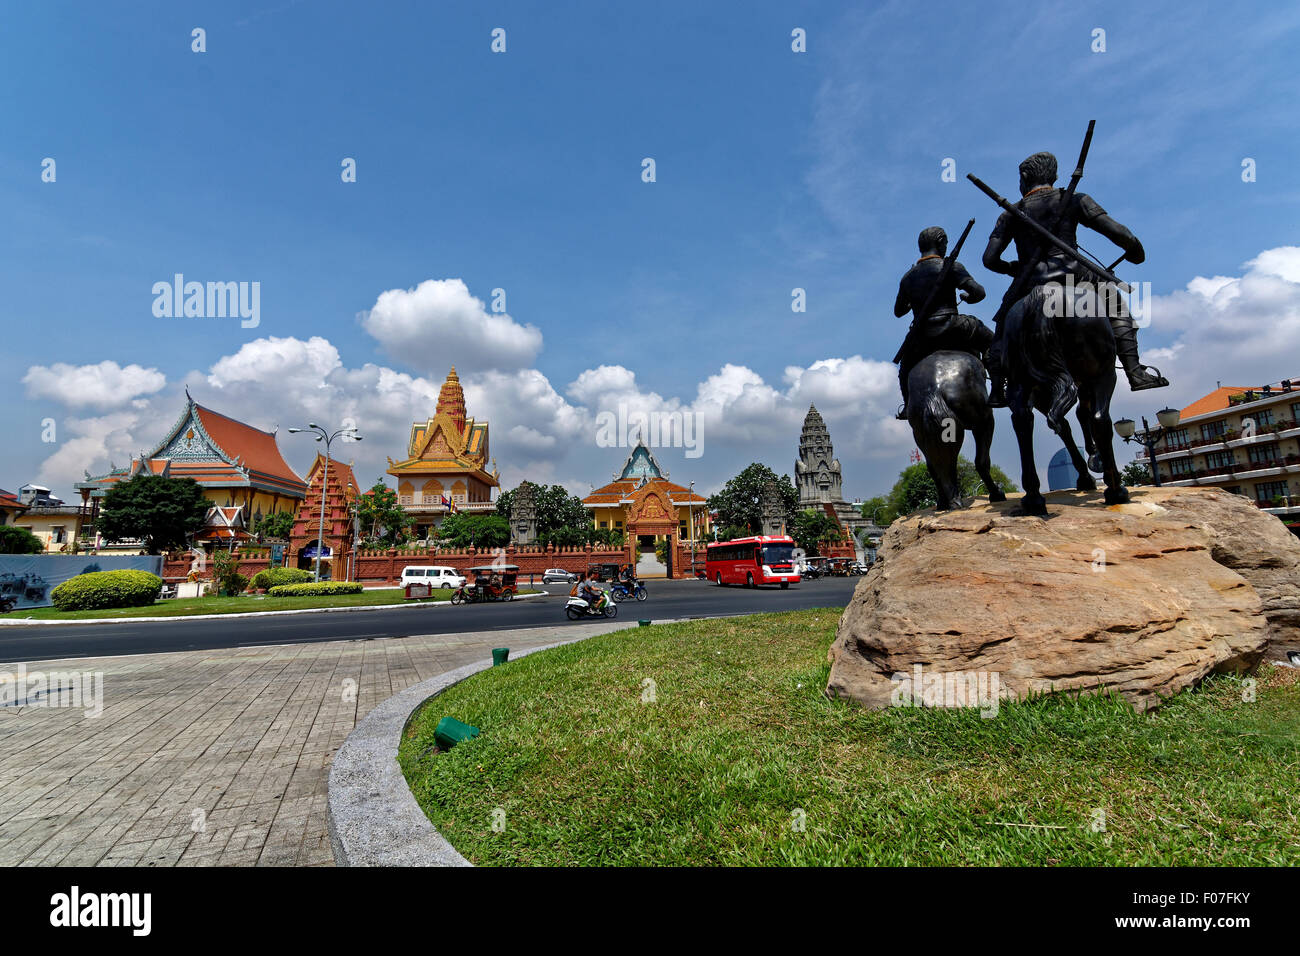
[1113,407,1180,488]
[288,423,362,581]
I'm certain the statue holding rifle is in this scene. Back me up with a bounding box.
[966,121,1169,514]
[981,143,1167,407]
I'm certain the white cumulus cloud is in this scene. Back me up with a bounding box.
[360,278,543,373]
[22,361,166,409]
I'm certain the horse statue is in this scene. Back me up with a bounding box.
[969,126,1166,517]
[905,350,1005,511]
[999,284,1121,516]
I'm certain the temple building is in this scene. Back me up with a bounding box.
[795,404,876,559]
[75,391,308,540]
[386,367,500,539]
[289,454,359,577]
[582,438,710,560]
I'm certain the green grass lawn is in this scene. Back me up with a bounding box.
[400,608,1300,866]
[8,587,470,620]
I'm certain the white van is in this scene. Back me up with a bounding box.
[400,566,466,589]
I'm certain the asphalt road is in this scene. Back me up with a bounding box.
[0,576,861,663]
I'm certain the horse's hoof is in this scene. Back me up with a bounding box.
[1019,496,1048,517]
[988,490,1007,503]
[1105,486,1130,506]
[1076,477,1098,492]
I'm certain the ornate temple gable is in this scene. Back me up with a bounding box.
[627,481,676,531]
[147,396,234,466]
[615,439,666,482]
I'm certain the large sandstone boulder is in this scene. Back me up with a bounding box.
[826,487,1300,712]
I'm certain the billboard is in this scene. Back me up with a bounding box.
[0,554,165,609]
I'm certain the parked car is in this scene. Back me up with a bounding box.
[542,568,579,584]
[399,565,466,590]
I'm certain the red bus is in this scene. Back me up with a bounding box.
[705,535,801,588]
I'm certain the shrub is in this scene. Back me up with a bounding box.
[50,569,163,611]
[267,581,364,597]
[0,525,45,554]
[250,567,314,590]
[212,549,250,596]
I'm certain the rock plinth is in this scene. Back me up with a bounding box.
[826,487,1300,712]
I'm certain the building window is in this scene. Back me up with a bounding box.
[399,495,411,505]
[1205,450,1235,470]
[1247,443,1280,466]
[615,521,623,530]
[1160,427,1189,449]
[1223,485,1244,496]
[1201,420,1227,440]
[1167,458,1194,477]
[1291,402,1300,422]
[1254,480,1289,503]
[1245,409,1273,428]
[52,526,65,543]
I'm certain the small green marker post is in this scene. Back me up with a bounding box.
[492,647,510,666]
[638,619,651,627]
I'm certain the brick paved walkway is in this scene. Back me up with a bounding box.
[0,624,618,866]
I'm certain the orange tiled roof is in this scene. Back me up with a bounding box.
[194,404,304,488]
[583,477,707,506]
[1180,386,1250,419]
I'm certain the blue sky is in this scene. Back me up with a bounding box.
[4,0,1300,501]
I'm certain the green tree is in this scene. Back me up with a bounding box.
[706,464,798,535]
[886,457,1019,518]
[436,513,510,550]
[97,474,210,554]
[859,495,897,527]
[357,482,412,543]
[1121,461,1151,486]
[254,510,294,539]
[791,509,845,556]
[0,525,45,554]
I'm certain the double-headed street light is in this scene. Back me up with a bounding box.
[288,422,362,581]
[1113,407,1180,488]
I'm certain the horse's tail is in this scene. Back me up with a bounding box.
[1022,286,1077,429]
[915,380,957,437]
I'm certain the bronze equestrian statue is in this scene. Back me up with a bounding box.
[968,121,1168,515]
[893,222,995,419]
[894,222,1004,511]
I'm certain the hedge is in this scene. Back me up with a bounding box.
[250,567,314,590]
[266,581,364,597]
[50,570,163,611]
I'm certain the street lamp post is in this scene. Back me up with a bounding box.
[1113,407,1180,488]
[288,423,362,582]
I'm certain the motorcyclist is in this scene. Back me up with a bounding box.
[579,571,605,610]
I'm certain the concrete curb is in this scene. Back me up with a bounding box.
[327,621,637,867]
[0,590,550,627]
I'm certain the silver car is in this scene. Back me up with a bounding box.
[541,568,579,584]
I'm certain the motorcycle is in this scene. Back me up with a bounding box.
[0,595,16,614]
[565,592,618,620]
[610,581,647,603]
[450,583,480,605]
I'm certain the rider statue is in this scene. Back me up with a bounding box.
[981,151,1167,407]
[893,226,995,419]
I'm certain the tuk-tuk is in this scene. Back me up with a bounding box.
[587,562,624,583]
[467,564,518,601]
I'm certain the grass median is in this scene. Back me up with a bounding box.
[7,587,538,620]
[399,608,1300,866]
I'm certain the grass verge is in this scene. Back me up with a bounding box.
[400,608,1300,866]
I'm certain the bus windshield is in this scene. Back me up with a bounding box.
[762,544,795,564]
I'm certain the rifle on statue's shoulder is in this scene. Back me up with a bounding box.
[914,218,976,324]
